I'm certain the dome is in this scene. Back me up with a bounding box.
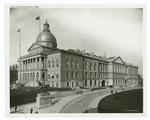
[36,31,57,44]
[36,20,57,48]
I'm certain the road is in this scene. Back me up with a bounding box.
[60,87,138,113]
[61,89,112,113]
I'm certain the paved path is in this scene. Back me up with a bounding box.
[10,87,141,114]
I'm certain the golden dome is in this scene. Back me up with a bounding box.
[36,20,57,48]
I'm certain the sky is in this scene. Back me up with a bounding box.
[10,7,143,76]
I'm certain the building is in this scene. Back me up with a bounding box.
[10,64,18,84]
[18,20,138,88]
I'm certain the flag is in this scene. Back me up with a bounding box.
[36,16,40,20]
[17,29,20,32]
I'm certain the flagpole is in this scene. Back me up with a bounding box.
[17,29,21,58]
[39,15,41,34]
[19,30,21,57]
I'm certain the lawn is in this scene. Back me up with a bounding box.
[98,89,143,113]
[10,87,72,107]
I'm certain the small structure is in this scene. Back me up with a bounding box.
[36,81,53,109]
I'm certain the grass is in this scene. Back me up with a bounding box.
[10,86,72,107]
[98,89,143,113]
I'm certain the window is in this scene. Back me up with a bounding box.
[76,72,79,79]
[56,58,59,67]
[52,82,54,87]
[95,72,97,78]
[90,63,92,70]
[66,59,70,68]
[76,81,78,86]
[67,82,69,87]
[71,71,74,78]
[85,72,88,78]
[94,63,97,71]
[76,60,79,69]
[52,59,54,67]
[85,61,88,70]
[56,82,58,87]
[51,72,54,79]
[48,60,50,68]
[90,80,92,86]
[48,74,50,79]
[67,71,69,79]
[71,59,75,68]
[56,72,58,79]
[94,80,96,86]
[90,72,93,78]
[85,80,87,86]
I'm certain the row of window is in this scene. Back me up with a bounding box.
[66,59,79,69]
[48,58,59,68]
[113,65,126,73]
[48,72,59,79]
[113,79,127,85]
[66,81,79,87]
[49,81,59,87]
[66,71,79,79]
[84,72,109,78]
[84,80,97,86]
[113,73,126,78]
[84,62,108,72]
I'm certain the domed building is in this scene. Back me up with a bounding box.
[36,20,57,48]
[18,20,139,88]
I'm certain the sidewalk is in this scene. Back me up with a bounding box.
[10,90,95,114]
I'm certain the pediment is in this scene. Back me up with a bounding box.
[113,57,125,64]
[28,43,40,51]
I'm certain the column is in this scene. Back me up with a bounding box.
[25,60,26,71]
[44,57,46,70]
[35,58,37,70]
[27,59,29,71]
[39,57,41,70]
[33,58,35,70]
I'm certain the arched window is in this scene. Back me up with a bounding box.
[85,61,88,70]
[48,60,50,68]
[56,58,59,67]
[90,63,93,70]
[66,59,70,68]
[75,60,79,69]
[71,59,75,68]
[52,58,54,67]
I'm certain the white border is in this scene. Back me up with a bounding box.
[2,1,150,120]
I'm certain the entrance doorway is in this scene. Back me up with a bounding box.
[101,80,105,87]
[71,81,75,89]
